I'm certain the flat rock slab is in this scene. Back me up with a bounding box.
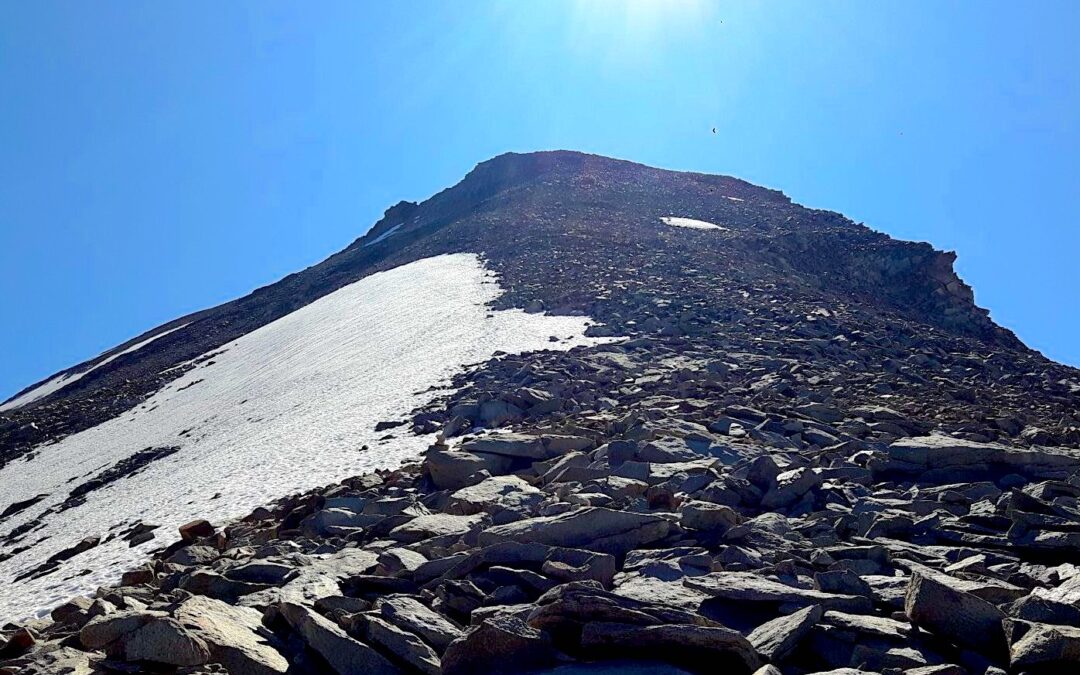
[478,507,671,556]
[877,435,1080,482]
[447,475,544,520]
[685,572,872,613]
[390,513,485,544]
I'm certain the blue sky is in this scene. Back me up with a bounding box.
[1,1,1078,399]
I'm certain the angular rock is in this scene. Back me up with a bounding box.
[175,595,288,675]
[363,614,441,675]
[376,595,465,653]
[1005,618,1080,670]
[441,612,557,675]
[425,446,514,490]
[904,571,1007,660]
[685,573,872,614]
[581,622,761,674]
[121,617,211,666]
[877,435,1080,483]
[278,601,400,675]
[80,610,164,649]
[748,604,823,662]
[390,513,484,544]
[679,500,739,534]
[179,519,216,542]
[447,475,544,522]
[478,507,671,556]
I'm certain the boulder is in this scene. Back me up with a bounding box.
[760,468,822,509]
[120,617,210,666]
[80,610,165,649]
[461,433,549,459]
[679,500,739,534]
[278,601,400,675]
[441,612,557,675]
[877,435,1080,482]
[447,475,544,522]
[904,571,1007,660]
[748,604,823,662]
[478,507,671,556]
[685,573,872,614]
[389,513,485,544]
[362,614,441,675]
[581,622,761,674]
[175,595,288,675]
[425,446,513,490]
[375,595,465,653]
[1005,618,1080,670]
[179,519,216,542]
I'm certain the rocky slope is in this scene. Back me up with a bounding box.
[3,151,1080,674]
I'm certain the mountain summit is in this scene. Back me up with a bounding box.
[2,151,1079,672]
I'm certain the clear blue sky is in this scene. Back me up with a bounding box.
[2,1,1078,399]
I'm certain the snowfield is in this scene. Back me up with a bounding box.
[660,216,728,231]
[0,323,189,412]
[0,253,617,621]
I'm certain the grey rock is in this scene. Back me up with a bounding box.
[581,622,761,673]
[441,612,556,675]
[362,614,441,675]
[1004,618,1080,670]
[375,595,465,653]
[904,571,1007,659]
[79,610,165,649]
[175,595,288,675]
[389,513,485,544]
[278,601,401,675]
[748,604,823,662]
[478,507,671,556]
[121,617,210,666]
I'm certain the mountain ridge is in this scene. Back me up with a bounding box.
[3,150,1080,672]
[0,151,1031,414]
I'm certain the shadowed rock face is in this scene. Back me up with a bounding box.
[3,151,1080,673]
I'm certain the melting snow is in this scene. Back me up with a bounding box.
[0,323,190,412]
[660,216,728,231]
[0,253,617,621]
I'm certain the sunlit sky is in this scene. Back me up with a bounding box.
[1,1,1078,399]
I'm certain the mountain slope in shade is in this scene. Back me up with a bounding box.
[2,151,1080,672]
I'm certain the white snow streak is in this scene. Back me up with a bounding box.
[0,323,190,412]
[363,223,403,247]
[0,254,617,621]
[660,216,728,231]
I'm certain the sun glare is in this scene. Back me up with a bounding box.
[567,0,716,64]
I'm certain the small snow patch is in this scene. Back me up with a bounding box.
[363,223,403,247]
[660,217,728,232]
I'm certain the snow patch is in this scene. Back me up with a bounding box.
[0,323,190,412]
[660,216,728,231]
[0,253,617,621]
[363,223,403,247]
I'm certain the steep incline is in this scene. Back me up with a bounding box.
[3,151,1080,673]
[0,151,1043,465]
